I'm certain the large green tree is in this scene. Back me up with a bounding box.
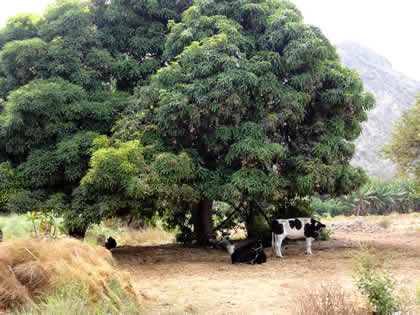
[382,95,420,193]
[0,0,194,237]
[0,0,375,242]
[78,0,374,244]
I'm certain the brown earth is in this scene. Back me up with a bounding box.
[113,215,420,314]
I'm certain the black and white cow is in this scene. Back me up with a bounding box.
[226,240,267,264]
[272,218,326,257]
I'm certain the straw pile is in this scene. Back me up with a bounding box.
[0,238,137,311]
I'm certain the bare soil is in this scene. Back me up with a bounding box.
[113,215,420,314]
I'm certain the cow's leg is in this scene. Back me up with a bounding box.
[274,234,285,257]
[272,232,275,256]
[305,237,313,255]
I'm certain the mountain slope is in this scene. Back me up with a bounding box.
[338,41,420,180]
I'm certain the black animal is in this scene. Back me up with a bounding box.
[227,240,267,265]
[105,236,117,250]
[0,229,3,242]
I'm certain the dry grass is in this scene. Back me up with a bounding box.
[377,217,392,229]
[118,227,175,246]
[294,282,370,315]
[0,238,138,312]
[85,221,175,247]
[114,214,420,314]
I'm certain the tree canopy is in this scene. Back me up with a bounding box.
[74,0,374,243]
[382,95,420,193]
[0,0,375,242]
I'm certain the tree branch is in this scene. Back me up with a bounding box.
[213,205,242,232]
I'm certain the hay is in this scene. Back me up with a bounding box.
[0,238,137,311]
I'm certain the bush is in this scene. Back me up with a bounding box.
[353,249,400,314]
[0,214,33,240]
[318,228,332,241]
[0,162,24,214]
[313,179,420,217]
[295,282,369,315]
[312,197,345,217]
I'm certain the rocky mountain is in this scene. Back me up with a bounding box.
[337,41,420,181]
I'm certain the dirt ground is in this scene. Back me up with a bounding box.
[113,215,420,314]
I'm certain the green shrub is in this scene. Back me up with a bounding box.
[353,249,400,314]
[312,197,345,217]
[0,162,24,214]
[318,228,331,241]
[15,278,141,315]
[0,214,33,240]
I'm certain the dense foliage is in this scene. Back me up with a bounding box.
[80,0,374,243]
[312,179,419,217]
[0,162,23,213]
[0,0,188,236]
[0,0,375,242]
[382,95,420,194]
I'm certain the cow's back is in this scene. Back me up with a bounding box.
[272,218,311,239]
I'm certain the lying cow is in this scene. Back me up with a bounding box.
[226,240,267,264]
[272,218,325,257]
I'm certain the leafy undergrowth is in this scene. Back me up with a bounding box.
[15,279,141,315]
[0,214,33,240]
[0,238,139,313]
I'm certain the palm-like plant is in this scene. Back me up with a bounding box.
[339,178,418,215]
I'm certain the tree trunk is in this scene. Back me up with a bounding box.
[191,198,214,246]
[245,208,271,247]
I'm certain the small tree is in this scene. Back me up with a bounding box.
[382,95,420,194]
[353,249,400,314]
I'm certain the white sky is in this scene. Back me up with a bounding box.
[1,0,420,81]
[293,0,420,81]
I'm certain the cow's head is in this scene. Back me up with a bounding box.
[311,219,326,239]
[226,244,235,255]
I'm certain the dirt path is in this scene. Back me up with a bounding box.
[113,226,420,314]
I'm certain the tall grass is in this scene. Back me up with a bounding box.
[0,214,33,240]
[0,238,139,312]
[295,282,369,315]
[15,278,141,315]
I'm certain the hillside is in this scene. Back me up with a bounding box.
[338,41,420,180]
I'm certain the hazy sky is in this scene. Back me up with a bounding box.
[293,0,420,81]
[1,0,420,81]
